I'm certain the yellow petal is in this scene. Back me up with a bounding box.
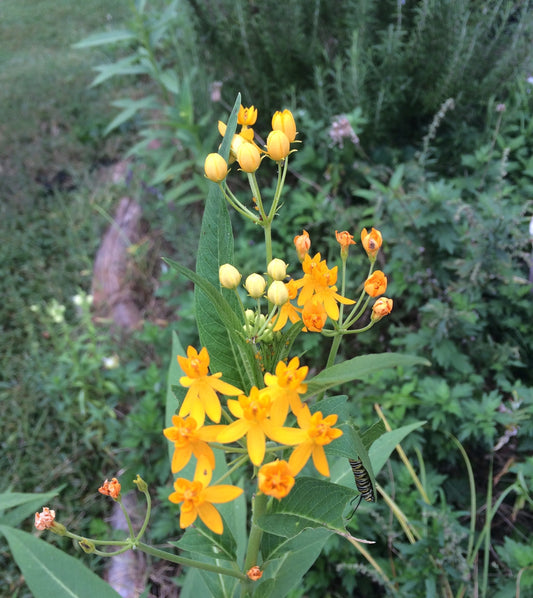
[179,505,197,529]
[194,455,213,486]
[217,419,249,443]
[312,445,330,477]
[192,442,216,470]
[210,377,243,396]
[264,422,306,446]
[204,484,243,504]
[247,426,266,466]
[227,398,244,419]
[197,502,224,534]
[288,443,312,475]
[171,446,193,473]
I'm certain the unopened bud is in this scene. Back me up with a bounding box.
[267,280,289,306]
[245,273,267,298]
[267,258,288,281]
[219,263,242,289]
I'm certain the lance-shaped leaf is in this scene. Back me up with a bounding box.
[194,95,244,389]
[0,490,61,528]
[256,478,354,538]
[369,420,426,475]
[0,526,121,598]
[305,353,429,397]
[164,259,260,391]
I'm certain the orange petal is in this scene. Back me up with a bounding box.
[179,505,197,529]
[197,502,224,534]
[288,443,312,475]
[204,485,243,504]
[247,426,266,466]
[311,445,330,477]
[171,446,193,473]
[217,419,249,443]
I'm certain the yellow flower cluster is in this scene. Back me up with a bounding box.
[164,347,343,533]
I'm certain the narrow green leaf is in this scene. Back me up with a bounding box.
[256,478,353,537]
[194,95,246,388]
[305,353,430,397]
[0,526,121,598]
[361,420,387,450]
[369,420,426,475]
[73,30,136,48]
[164,258,260,390]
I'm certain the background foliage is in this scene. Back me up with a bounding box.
[3,0,533,596]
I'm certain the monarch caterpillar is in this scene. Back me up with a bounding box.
[349,458,375,503]
[346,458,375,519]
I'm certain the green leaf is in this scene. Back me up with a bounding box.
[172,517,237,562]
[361,420,387,450]
[164,258,260,391]
[0,490,61,528]
[255,528,333,598]
[256,478,353,538]
[104,96,160,135]
[369,420,426,475]
[0,526,121,598]
[194,95,248,389]
[73,29,136,48]
[305,353,430,397]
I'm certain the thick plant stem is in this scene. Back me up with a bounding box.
[243,492,268,572]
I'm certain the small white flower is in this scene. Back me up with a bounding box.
[102,354,120,370]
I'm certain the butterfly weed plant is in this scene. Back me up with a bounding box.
[24,96,428,598]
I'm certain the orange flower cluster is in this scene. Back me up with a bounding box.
[164,347,344,533]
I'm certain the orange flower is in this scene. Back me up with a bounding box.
[361,227,383,259]
[335,230,356,257]
[34,507,56,531]
[364,270,388,297]
[264,357,308,424]
[178,346,243,426]
[163,415,223,473]
[285,405,343,477]
[169,457,243,534]
[293,230,311,261]
[258,460,295,499]
[272,109,297,142]
[301,299,327,332]
[238,105,258,127]
[247,566,263,581]
[272,279,301,331]
[372,297,393,321]
[99,478,121,500]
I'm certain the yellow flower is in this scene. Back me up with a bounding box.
[266,129,290,161]
[272,279,301,331]
[217,387,299,466]
[364,270,388,297]
[163,415,223,473]
[272,109,297,142]
[238,104,258,127]
[204,153,228,183]
[169,456,243,534]
[285,405,343,477]
[361,227,383,259]
[293,229,311,261]
[218,120,256,162]
[372,297,393,321]
[98,478,121,500]
[301,298,327,332]
[258,460,295,499]
[294,253,354,321]
[264,357,308,424]
[237,142,261,173]
[178,346,243,426]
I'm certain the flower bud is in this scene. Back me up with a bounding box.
[371,297,393,321]
[268,280,289,306]
[364,270,388,297]
[219,263,242,289]
[204,153,228,183]
[267,258,288,281]
[245,273,267,298]
[133,474,148,493]
[79,539,96,554]
[335,230,355,259]
[237,142,261,173]
[294,230,311,262]
[245,309,256,324]
[361,227,383,260]
[272,109,297,142]
[266,130,290,161]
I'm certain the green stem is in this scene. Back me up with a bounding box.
[135,488,152,542]
[247,173,267,223]
[243,492,268,573]
[267,156,290,221]
[137,542,247,581]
